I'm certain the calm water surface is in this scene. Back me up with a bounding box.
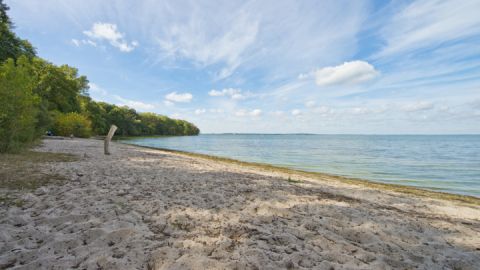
[122,134,480,197]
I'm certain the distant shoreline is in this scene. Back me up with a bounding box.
[198,133,480,136]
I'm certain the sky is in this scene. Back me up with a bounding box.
[6,0,480,134]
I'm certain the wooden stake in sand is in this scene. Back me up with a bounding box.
[104,125,118,155]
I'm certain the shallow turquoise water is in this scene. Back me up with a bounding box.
[122,134,480,197]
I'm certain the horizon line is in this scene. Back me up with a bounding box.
[199,133,480,136]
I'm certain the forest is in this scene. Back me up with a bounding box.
[0,1,199,153]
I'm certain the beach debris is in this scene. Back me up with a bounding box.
[104,125,118,155]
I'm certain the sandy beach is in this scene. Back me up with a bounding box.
[1,138,479,270]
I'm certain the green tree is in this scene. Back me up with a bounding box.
[0,0,36,63]
[107,106,141,136]
[81,97,108,135]
[53,112,92,138]
[33,58,89,113]
[0,56,39,152]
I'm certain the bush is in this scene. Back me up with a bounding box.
[0,57,39,153]
[53,112,92,138]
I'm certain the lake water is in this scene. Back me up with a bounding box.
[122,134,480,197]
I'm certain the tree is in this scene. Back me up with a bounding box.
[0,0,12,27]
[0,0,36,63]
[107,106,141,136]
[138,112,159,135]
[81,96,108,135]
[53,112,92,138]
[0,56,39,152]
[33,58,89,113]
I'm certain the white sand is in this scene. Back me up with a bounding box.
[1,138,479,269]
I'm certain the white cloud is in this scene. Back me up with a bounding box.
[470,99,480,109]
[250,109,262,117]
[351,107,370,115]
[71,39,80,47]
[71,38,97,47]
[314,61,379,87]
[86,40,97,47]
[195,109,206,115]
[114,95,155,111]
[313,106,332,114]
[291,109,302,116]
[235,110,247,117]
[298,72,311,80]
[84,22,138,52]
[208,88,249,100]
[165,92,193,103]
[88,82,107,96]
[305,101,316,108]
[271,110,285,117]
[164,100,174,107]
[209,108,224,113]
[401,101,434,112]
[438,105,450,112]
[235,109,262,117]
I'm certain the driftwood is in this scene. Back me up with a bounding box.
[104,125,118,155]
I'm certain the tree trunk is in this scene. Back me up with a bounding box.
[104,125,118,155]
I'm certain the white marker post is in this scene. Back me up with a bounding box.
[104,125,118,155]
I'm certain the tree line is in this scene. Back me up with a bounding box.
[0,1,199,153]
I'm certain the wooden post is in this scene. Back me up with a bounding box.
[104,125,118,155]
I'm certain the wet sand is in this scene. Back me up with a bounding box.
[1,138,479,269]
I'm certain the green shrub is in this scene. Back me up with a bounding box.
[0,57,39,153]
[53,112,92,138]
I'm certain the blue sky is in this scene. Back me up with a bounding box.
[6,0,480,134]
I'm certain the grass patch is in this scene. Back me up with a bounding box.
[287,176,302,184]
[0,195,24,207]
[122,143,480,206]
[0,150,78,206]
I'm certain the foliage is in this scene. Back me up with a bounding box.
[137,111,200,136]
[106,105,200,136]
[80,96,108,135]
[106,105,141,136]
[0,1,199,152]
[33,58,89,113]
[53,112,92,138]
[79,97,200,136]
[0,0,36,62]
[0,57,39,152]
